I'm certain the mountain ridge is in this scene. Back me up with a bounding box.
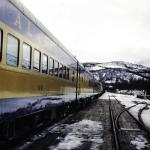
[83,61,150,87]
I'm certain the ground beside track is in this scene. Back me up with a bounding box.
[13,93,150,150]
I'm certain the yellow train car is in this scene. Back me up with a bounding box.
[0,0,103,140]
[0,0,96,99]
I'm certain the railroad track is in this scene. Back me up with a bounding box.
[109,95,150,150]
[112,95,150,133]
[109,96,120,150]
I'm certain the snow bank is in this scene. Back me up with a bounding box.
[131,135,149,150]
[15,119,103,150]
[107,92,150,129]
[48,119,103,150]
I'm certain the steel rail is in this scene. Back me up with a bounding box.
[115,103,139,130]
[112,95,150,133]
[138,103,150,133]
[109,96,120,150]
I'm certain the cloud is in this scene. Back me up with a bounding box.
[20,0,150,66]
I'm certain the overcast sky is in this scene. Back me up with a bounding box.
[20,0,150,66]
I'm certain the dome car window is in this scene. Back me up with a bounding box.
[22,43,31,69]
[59,64,63,78]
[42,54,48,74]
[7,34,19,66]
[49,58,54,75]
[54,61,59,77]
[33,49,41,72]
[66,68,69,80]
[72,71,75,81]
[63,66,66,79]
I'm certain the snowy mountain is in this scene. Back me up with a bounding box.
[84,61,150,72]
[83,61,150,87]
[94,68,141,83]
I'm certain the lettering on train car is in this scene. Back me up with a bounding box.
[14,13,22,30]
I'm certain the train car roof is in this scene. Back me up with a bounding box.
[8,0,96,80]
[9,0,77,63]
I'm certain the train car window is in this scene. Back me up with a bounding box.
[49,58,54,75]
[83,76,85,82]
[79,71,80,81]
[63,66,66,79]
[22,43,31,69]
[33,49,41,72]
[66,68,69,80]
[72,71,75,82]
[0,30,2,61]
[59,64,63,78]
[54,61,59,77]
[42,54,48,74]
[7,34,19,66]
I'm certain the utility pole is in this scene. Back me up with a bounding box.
[147,79,150,98]
[93,74,94,93]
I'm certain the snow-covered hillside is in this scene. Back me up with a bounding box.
[84,61,150,72]
[83,61,150,88]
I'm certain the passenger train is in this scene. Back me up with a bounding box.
[0,0,103,140]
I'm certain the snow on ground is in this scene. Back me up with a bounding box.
[15,115,73,150]
[102,92,150,149]
[48,119,103,150]
[15,118,103,150]
[117,90,145,96]
[99,92,109,100]
[106,92,150,130]
[130,135,149,150]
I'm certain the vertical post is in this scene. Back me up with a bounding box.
[147,79,150,99]
[76,60,79,101]
[144,91,146,100]
[93,74,94,93]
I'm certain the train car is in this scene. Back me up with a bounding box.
[0,0,103,139]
